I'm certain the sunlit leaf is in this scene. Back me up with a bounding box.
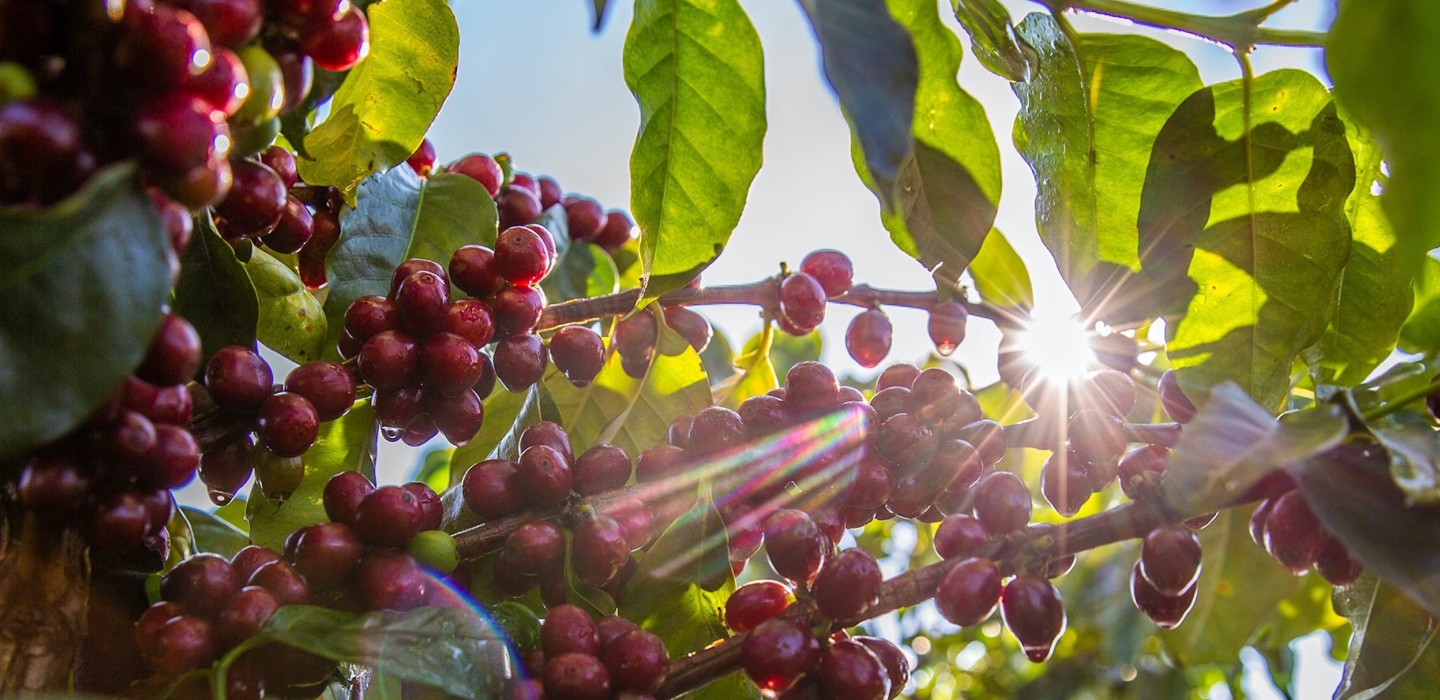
[625,0,766,304]
[1399,255,1440,354]
[179,505,249,558]
[1333,573,1439,699]
[173,212,258,363]
[246,247,327,363]
[951,0,1027,81]
[969,228,1032,310]
[713,324,777,408]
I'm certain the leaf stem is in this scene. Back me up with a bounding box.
[1047,0,1326,51]
[1361,376,1440,422]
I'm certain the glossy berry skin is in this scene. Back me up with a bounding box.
[492,285,546,335]
[601,628,670,693]
[846,309,893,368]
[595,210,636,250]
[1158,370,1197,423]
[135,93,228,176]
[142,424,202,490]
[738,395,791,438]
[799,249,854,298]
[17,455,89,522]
[462,459,521,519]
[0,98,89,204]
[544,653,611,700]
[1263,490,1328,573]
[764,509,828,584]
[285,361,356,421]
[230,545,283,583]
[356,550,426,612]
[147,616,216,676]
[972,471,1032,534]
[358,331,418,392]
[1040,451,1092,518]
[394,270,450,337]
[256,392,319,458]
[855,637,908,699]
[542,604,600,657]
[494,333,549,392]
[497,187,543,230]
[820,639,891,700]
[778,272,827,334]
[494,225,554,286]
[565,196,606,241]
[574,444,631,495]
[407,139,437,176]
[1130,562,1197,629]
[934,514,989,560]
[517,445,572,508]
[323,471,374,526]
[431,388,485,445]
[725,580,793,633]
[1001,575,1067,662]
[741,617,821,693]
[447,154,504,197]
[1139,525,1202,596]
[246,560,310,606]
[344,296,398,342]
[1067,409,1127,468]
[261,196,314,254]
[1118,445,1167,500]
[665,305,712,353]
[217,160,287,238]
[300,7,371,71]
[443,298,496,349]
[260,146,298,189]
[572,515,630,588]
[688,406,746,453]
[786,361,840,415]
[215,586,278,649]
[502,520,566,576]
[550,325,605,386]
[812,548,882,623]
[353,485,425,548]
[935,557,1002,627]
[633,444,687,483]
[418,332,483,397]
[161,553,239,613]
[448,246,504,299]
[927,301,969,356]
[289,521,364,589]
[519,421,574,462]
[1316,539,1363,586]
[138,313,202,386]
[874,413,936,471]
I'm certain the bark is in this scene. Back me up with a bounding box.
[0,513,90,693]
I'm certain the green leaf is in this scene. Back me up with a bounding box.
[247,401,378,550]
[217,606,509,699]
[179,505,250,558]
[1399,255,1440,354]
[1010,15,1204,322]
[324,168,498,358]
[951,0,1027,81]
[767,330,822,380]
[1371,425,1440,505]
[0,164,169,462]
[1328,1,1440,289]
[713,324,777,408]
[545,326,711,456]
[624,0,766,304]
[968,228,1032,310]
[295,0,460,192]
[800,0,916,212]
[280,67,348,160]
[246,247,328,364]
[1160,510,1306,663]
[1307,118,1413,386]
[173,212,258,363]
[864,0,1002,285]
[1153,72,1356,410]
[698,325,736,384]
[1334,574,1439,699]
[1161,384,1348,516]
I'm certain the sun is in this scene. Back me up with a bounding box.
[1010,309,1096,386]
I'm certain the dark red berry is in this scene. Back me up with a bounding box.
[147,615,216,675]
[543,652,611,700]
[217,160,287,238]
[741,617,820,693]
[634,444,688,482]
[162,554,239,613]
[1130,562,1197,629]
[972,471,1032,534]
[550,325,605,385]
[138,313,202,386]
[725,580,793,633]
[1001,575,1066,662]
[542,604,600,657]
[140,423,201,490]
[447,154,503,198]
[934,514,988,560]
[565,196,606,242]
[418,332,483,397]
[1118,445,1167,500]
[517,445,572,508]
[352,485,424,548]
[502,521,566,576]
[812,548,882,623]
[951,419,1008,466]
[289,521,364,589]
[799,250,853,298]
[285,361,356,421]
[300,6,370,72]
[595,210,635,250]
[572,514,629,588]
[401,482,443,531]
[927,301,968,356]
[846,309,892,368]
[394,270,451,337]
[738,395,791,438]
[665,305,712,353]
[122,376,192,426]
[407,138,436,176]
[876,364,919,391]
[855,637,907,699]
[246,560,310,606]
[344,295,397,342]
[497,187,543,230]
[688,406,746,453]
[492,285,546,335]
[1139,525,1202,596]
[1040,450,1092,518]
[462,459,522,519]
[443,298,496,348]
[388,259,447,298]
[323,471,374,526]
[1067,409,1126,469]
[260,146,297,188]
[874,413,936,470]
[786,361,839,415]
[260,196,313,255]
[764,509,827,584]
[356,550,426,612]
[358,330,418,392]
[431,388,485,445]
[494,333,548,391]
[86,490,150,553]
[135,93,228,176]
[256,392,318,458]
[1315,538,1363,586]
[216,586,278,647]
[819,639,891,700]
[1158,370,1196,423]
[574,444,631,495]
[778,272,826,334]
[1263,490,1328,573]
[17,454,89,522]
[373,386,424,430]
[601,628,669,693]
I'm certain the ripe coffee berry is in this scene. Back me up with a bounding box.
[688,406,746,453]
[927,301,968,356]
[289,521,364,589]
[493,332,548,391]
[217,160,287,237]
[358,330,418,392]
[352,485,424,548]
[725,580,793,633]
[356,550,427,612]
[846,308,893,368]
[148,616,217,676]
[491,285,546,335]
[786,361,840,415]
[1001,575,1067,662]
[407,138,436,175]
[344,295,398,342]
[615,308,659,376]
[323,471,374,526]
[812,548,882,623]
[572,514,630,588]
[256,392,319,458]
[799,249,854,298]
[418,332,483,397]
[517,445,572,507]
[394,270,450,337]
[137,313,202,386]
[1158,370,1197,423]
[494,225,552,286]
[601,628,670,693]
[206,346,274,412]
[543,604,601,657]
[285,360,356,421]
[778,272,827,333]
[820,639,891,700]
[596,209,636,250]
[666,304,712,352]
[502,520,566,576]
[934,514,989,560]
[544,652,611,700]
[1067,409,1126,468]
[447,154,504,197]
[462,459,522,519]
[1316,539,1363,586]
[876,364,920,391]
[571,443,631,495]
[972,471,1032,534]
[497,186,543,230]
[764,509,828,584]
[1118,444,1167,499]
[742,617,821,693]
[1263,490,1328,572]
[1130,562,1197,629]
[550,325,606,386]
[1040,450,1092,518]
[216,586,278,648]
[161,553,239,613]
[449,245,505,298]
[935,556,1002,627]
[1139,525,1202,595]
[246,559,310,606]
[565,196,606,241]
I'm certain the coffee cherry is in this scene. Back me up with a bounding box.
[502,521,566,576]
[1129,562,1196,629]
[217,160,287,238]
[1001,575,1066,662]
[544,652,611,700]
[1158,370,1196,423]
[845,309,893,368]
[447,154,504,197]
[874,413,936,470]
[1067,409,1126,468]
[1080,370,1137,417]
[741,617,820,693]
[494,333,549,391]
[282,361,355,422]
[391,270,450,337]
[764,509,828,584]
[353,485,424,548]
[615,308,659,378]
[564,196,606,241]
[289,521,363,590]
[688,406,746,453]
[413,333,480,397]
[570,444,630,495]
[494,225,553,286]
[927,301,968,356]
[517,445,572,508]
[779,272,826,334]
[445,248,502,302]
[1117,445,1166,500]
[933,556,1001,626]
[1263,490,1328,573]
[725,580,793,633]
[300,6,370,71]
[634,444,687,483]
[492,285,546,335]
[738,395,792,439]
[855,637,908,699]
[216,585,278,648]
[949,418,1007,467]
[148,615,216,675]
[356,550,426,612]
[786,361,839,415]
[799,250,853,298]
[971,471,1032,534]
[137,313,202,386]
[934,514,988,560]
[497,186,543,230]
[1315,539,1363,586]
[665,305,712,353]
[601,628,669,693]
[404,138,437,176]
[518,421,574,463]
[161,554,240,615]
[550,325,605,385]
[358,330,418,392]
[928,439,984,494]
[322,471,374,526]
[543,605,600,657]
[123,375,193,427]
[17,454,89,522]
[345,295,398,342]
[141,423,201,490]
[86,489,150,553]
[1040,450,1092,518]
[596,210,636,250]
[246,559,310,606]
[573,515,630,588]
[462,459,522,519]
[812,548,882,623]
[1139,525,1202,596]
[256,392,319,458]
[820,639,891,700]
[398,482,442,532]
[135,93,228,176]
[230,546,282,584]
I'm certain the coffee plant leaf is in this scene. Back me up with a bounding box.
[173,211,259,365]
[969,228,1033,311]
[713,323,777,408]
[1399,255,1440,355]
[1332,574,1440,699]
[178,505,250,560]
[1370,425,1440,505]
[545,326,711,457]
[247,400,379,551]
[280,67,349,160]
[324,167,498,359]
[951,0,1027,81]
[1328,1,1440,286]
[1010,15,1203,323]
[698,325,736,385]
[625,0,765,305]
[296,0,460,193]
[0,164,169,462]
[215,605,507,699]
[246,247,328,363]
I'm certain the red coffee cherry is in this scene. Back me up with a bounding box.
[927,301,968,356]
[846,308,893,368]
[819,638,891,700]
[600,628,670,694]
[502,520,566,576]
[799,249,854,298]
[741,617,820,693]
[934,514,989,560]
[463,459,522,519]
[778,272,826,334]
[447,154,503,197]
[725,579,794,633]
[1263,490,1328,573]
[764,509,828,584]
[542,604,600,657]
[494,225,552,286]
[322,471,374,526]
[1158,370,1197,423]
[1139,525,1203,596]
[543,652,611,700]
[1001,575,1067,662]
[284,360,356,421]
[550,325,605,386]
[811,548,882,623]
[574,443,632,495]
[1129,561,1197,629]
[935,556,1002,627]
[971,471,1032,534]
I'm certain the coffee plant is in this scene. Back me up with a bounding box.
[2,0,1440,697]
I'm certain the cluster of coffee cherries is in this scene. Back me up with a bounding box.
[508,604,671,700]
[14,312,201,556]
[610,301,712,379]
[196,344,357,502]
[218,145,344,291]
[0,0,367,213]
[463,422,653,604]
[1249,481,1363,587]
[136,544,338,698]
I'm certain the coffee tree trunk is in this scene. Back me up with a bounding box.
[0,513,90,693]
